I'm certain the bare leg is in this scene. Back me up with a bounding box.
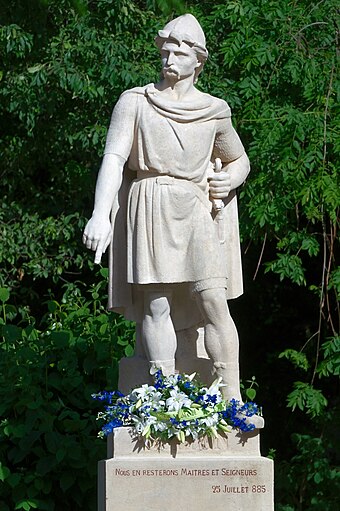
[195,288,242,401]
[195,288,265,428]
[142,289,176,376]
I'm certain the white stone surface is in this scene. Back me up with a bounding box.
[107,427,261,458]
[83,13,253,403]
[89,15,272,508]
[98,428,274,511]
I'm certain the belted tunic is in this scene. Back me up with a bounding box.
[104,84,246,328]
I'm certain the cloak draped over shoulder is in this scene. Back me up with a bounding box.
[104,84,245,330]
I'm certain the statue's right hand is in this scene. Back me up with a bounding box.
[82,216,112,264]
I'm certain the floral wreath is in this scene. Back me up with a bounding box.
[93,370,261,443]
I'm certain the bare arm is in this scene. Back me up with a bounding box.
[83,91,136,263]
[82,153,125,264]
[209,152,250,199]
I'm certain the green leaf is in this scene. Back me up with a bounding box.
[178,430,185,443]
[4,304,17,320]
[218,422,231,433]
[178,408,206,421]
[265,254,306,286]
[117,337,128,346]
[287,382,328,417]
[2,324,22,342]
[15,500,38,510]
[50,330,72,347]
[0,288,10,303]
[142,424,151,437]
[279,349,309,371]
[0,463,10,482]
[56,448,66,463]
[313,472,323,484]
[317,336,340,377]
[124,344,134,357]
[135,399,142,410]
[99,323,108,334]
[99,267,109,278]
[27,64,44,73]
[7,472,21,488]
[47,300,59,313]
[246,388,257,401]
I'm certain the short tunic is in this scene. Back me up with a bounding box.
[104,84,245,287]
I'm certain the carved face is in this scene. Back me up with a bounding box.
[160,41,200,82]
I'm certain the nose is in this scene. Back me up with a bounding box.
[167,52,175,66]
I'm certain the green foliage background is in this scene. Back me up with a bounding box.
[0,0,339,509]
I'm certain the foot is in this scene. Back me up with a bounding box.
[221,387,265,430]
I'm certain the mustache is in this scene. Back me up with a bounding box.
[163,66,179,75]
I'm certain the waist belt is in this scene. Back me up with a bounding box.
[133,174,212,212]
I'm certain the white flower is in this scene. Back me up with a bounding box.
[185,426,199,440]
[131,414,157,435]
[166,389,192,412]
[163,374,181,387]
[130,384,159,402]
[200,379,223,405]
[153,421,168,433]
[95,370,258,442]
[201,413,220,428]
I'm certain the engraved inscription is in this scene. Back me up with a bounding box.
[109,459,273,509]
[114,466,262,478]
[113,463,270,498]
[211,484,268,494]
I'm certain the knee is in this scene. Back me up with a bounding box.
[197,288,229,322]
[145,294,171,322]
[199,288,227,309]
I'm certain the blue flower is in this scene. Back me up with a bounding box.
[183,381,193,390]
[154,369,166,390]
[239,402,259,417]
[94,372,261,441]
[102,418,123,435]
[206,394,218,404]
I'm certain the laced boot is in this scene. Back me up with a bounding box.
[212,362,242,401]
[212,362,265,429]
[149,359,176,377]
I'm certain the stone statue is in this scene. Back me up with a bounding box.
[83,14,250,402]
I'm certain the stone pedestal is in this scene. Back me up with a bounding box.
[98,427,274,510]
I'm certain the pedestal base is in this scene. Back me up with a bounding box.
[98,428,274,511]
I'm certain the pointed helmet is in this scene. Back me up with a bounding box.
[155,14,208,61]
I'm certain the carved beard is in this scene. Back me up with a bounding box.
[162,66,181,80]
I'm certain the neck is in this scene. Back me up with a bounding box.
[155,75,197,101]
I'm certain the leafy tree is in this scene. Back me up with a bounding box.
[0,0,339,509]
[193,2,339,507]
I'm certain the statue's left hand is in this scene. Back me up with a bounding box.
[209,171,231,199]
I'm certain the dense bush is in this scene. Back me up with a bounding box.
[0,279,134,510]
[0,0,338,509]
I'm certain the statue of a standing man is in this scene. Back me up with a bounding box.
[83,14,250,402]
